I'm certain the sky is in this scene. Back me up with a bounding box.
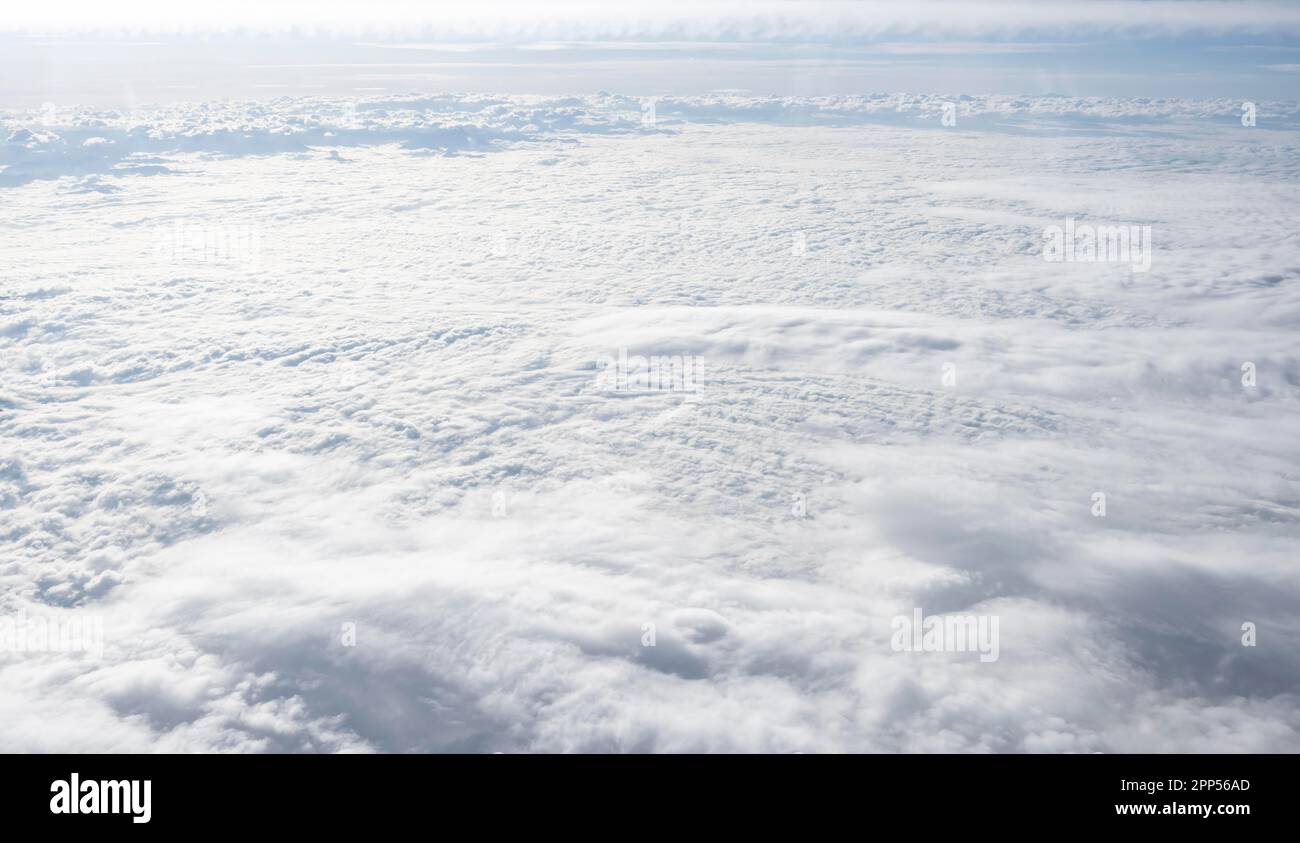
[3,1,1299,107]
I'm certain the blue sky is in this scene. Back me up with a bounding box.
[3,1,1299,106]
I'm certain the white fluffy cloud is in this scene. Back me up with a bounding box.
[1,92,1298,751]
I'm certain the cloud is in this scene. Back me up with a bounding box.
[12,91,1297,187]
[2,90,1298,752]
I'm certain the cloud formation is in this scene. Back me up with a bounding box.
[2,92,1298,751]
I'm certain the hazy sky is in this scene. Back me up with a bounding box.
[3,1,1299,107]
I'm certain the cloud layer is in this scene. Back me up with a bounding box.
[2,93,1298,751]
